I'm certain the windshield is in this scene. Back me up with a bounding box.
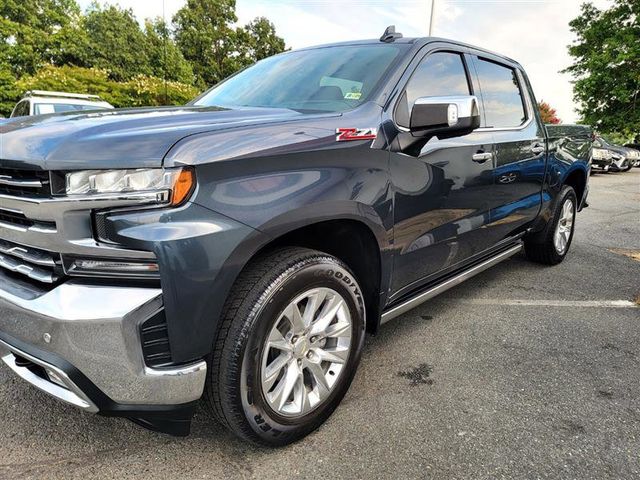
[194,44,405,113]
[34,103,109,115]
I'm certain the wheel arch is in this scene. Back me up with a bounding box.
[224,210,392,337]
[562,168,587,210]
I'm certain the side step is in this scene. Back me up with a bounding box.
[381,243,523,324]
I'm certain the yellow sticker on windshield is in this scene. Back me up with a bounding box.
[344,92,362,100]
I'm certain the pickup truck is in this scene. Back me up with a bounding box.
[0,28,591,446]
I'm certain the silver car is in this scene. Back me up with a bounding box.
[10,90,114,118]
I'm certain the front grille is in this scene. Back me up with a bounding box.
[0,208,56,231]
[140,311,173,367]
[0,238,64,284]
[0,167,51,197]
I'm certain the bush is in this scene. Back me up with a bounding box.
[6,65,200,116]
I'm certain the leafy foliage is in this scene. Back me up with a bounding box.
[82,2,152,81]
[564,0,640,141]
[16,65,199,108]
[242,17,287,63]
[0,0,85,76]
[173,1,286,88]
[538,101,561,124]
[173,0,241,88]
[0,0,286,116]
[0,64,20,116]
[144,18,194,85]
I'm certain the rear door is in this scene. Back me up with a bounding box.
[388,46,497,299]
[470,54,546,242]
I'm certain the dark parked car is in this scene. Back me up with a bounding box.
[0,28,591,446]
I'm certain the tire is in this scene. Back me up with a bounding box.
[524,185,577,265]
[205,247,366,446]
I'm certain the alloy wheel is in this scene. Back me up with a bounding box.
[260,287,352,418]
[554,197,575,254]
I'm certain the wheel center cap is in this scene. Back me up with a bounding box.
[293,337,309,357]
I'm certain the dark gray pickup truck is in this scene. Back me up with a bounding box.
[0,28,591,446]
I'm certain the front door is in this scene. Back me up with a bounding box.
[388,48,497,299]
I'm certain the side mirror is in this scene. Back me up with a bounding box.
[410,95,481,138]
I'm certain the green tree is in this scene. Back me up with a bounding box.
[82,2,152,81]
[143,18,194,85]
[0,0,85,76]
[243,17,286,63]
[173,0,239,88]
[564,0,640,140]
[0,65,20,116]
[173,0,285,88]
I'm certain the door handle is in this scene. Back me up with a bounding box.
[472,152,493,163]
[531,144,545,154]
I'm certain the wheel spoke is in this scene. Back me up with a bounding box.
[294,379,311,414]
[306,361,331,394]
[284,302,305,334]
[270,360,301,411]
[324,319,351,338]
[267,328,292,352]
[310,295,345,336]
[316,346,349,364]
[303,289,327,327]
[263,353,289,391]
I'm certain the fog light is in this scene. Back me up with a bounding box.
[63,256,160,278]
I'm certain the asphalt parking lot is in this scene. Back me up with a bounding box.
[1,169,638,480]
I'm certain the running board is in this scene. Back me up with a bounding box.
[380,243,523,324]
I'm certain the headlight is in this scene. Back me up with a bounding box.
[65,168,194,206]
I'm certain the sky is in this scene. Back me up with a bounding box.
[77,0,613,123]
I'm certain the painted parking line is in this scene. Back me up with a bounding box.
[459,299,639,308]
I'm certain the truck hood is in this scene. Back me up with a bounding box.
[0,106,335,170]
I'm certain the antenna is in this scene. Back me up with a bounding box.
[429,0,436,36]
[380,25,403,43]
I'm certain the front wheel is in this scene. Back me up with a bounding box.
[524,185,577,265]
[206,247,366,446]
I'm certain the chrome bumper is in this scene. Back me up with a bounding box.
[0,280,207,408]
[1,338,98,412]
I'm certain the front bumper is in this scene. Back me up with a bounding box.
[610,156,629,171]
[591,159,611,171]
[0,275,207,435]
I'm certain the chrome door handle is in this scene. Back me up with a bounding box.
[531,144,545,154]
[472,152,493,163]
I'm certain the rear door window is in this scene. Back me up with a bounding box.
[474,58,527,128]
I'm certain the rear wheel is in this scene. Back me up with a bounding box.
[525,185,577,265]
[206,247,365,446]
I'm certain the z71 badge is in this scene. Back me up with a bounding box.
[336,128,377,142]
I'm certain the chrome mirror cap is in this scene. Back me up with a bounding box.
[410,95,481,137]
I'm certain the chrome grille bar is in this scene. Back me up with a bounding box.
[0,238,58,267]
[0,175,43,188]
[0,251,60,283]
